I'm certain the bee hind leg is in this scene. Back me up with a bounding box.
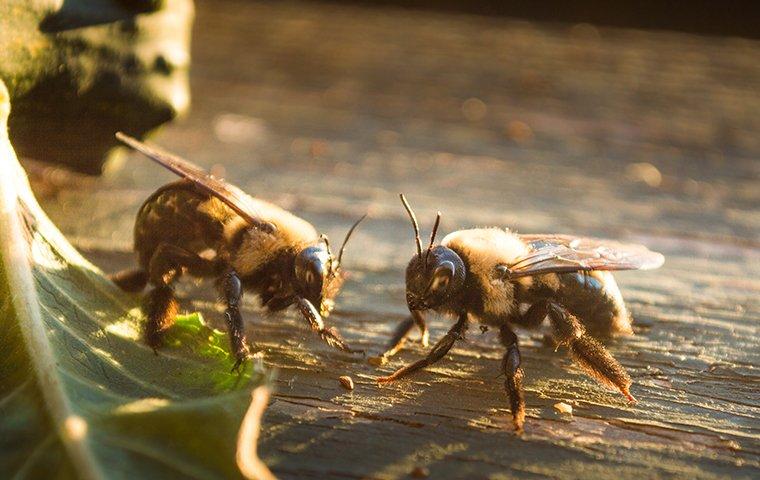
[144,243,218,352]
[544,300,634,402]
[510,301,552,328]
[109,268,148,292]
[143,285,179,352]
[499,326,525,433]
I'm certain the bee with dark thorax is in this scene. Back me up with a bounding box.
[110,133,365,370]
[377,194,664,432]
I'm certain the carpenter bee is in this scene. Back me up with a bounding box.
[377,194,664,432]
[110,132,365,370]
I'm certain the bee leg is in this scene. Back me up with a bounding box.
[413,309,429,346]
[109,268,148,292]
[509,301,556,347]
[144,285,179,353]
[511,301,550,328]
[144,243,217,352]
[377,312,468,383]
[222,270,250,372]
[545,301,635,402]
[499,326,525,433]
[380,310,429,359]
[382,316,415,357]
[294,297,362,353]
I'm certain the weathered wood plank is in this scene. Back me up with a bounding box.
[32,1,759,478]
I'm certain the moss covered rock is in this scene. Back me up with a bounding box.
[0,0,194,173]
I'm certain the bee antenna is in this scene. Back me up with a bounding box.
[337,214,367,267]
[320,234,333,269]
[425,211,441,263]
[399,194,423,256]
[320,234,332,253]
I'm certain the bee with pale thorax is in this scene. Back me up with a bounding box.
[377,194,664,432]
[111,133,365,370]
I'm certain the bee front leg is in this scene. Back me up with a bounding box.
[295,297,362,354]
[380,310,429,359]
[377,312,468,383]
[222,270,251,372]
[544,300,635,402]
[499,326,525,433]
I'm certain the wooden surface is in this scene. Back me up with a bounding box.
[29,1,759,478]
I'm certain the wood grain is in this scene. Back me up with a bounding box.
[33,1,759,478]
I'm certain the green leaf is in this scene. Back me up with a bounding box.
[0,81,271,479]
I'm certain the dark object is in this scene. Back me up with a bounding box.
[330,0,760,39]
[110,133,365,370]
[377,194,663,432]
[1,0,193,173]
[411,466,430,478]
[339,375,355,390]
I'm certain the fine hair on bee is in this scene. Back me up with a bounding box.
[110,132,366,371]
[376,194,664,433]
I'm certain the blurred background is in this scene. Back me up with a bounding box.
[329,0,760,37]
[32,0,758,248]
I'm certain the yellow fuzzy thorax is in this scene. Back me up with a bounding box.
[441,228,529,273]
[441,228,531,323]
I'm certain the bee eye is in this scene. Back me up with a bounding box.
[426,261,455,296]
[429,274,449,293]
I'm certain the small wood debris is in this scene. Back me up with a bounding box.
[339,375,354,391]
[410,466,429,478]
[367,355,388,366]
[553,402,573,415]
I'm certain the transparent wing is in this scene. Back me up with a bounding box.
[505,234,664,278]
[116,132,274,233]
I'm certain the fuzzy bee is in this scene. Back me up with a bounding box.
[377,194,664,432]
[110,133,365,370]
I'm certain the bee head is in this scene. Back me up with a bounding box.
[399,194,465,311]
[294,244,330,311]
[294,214,366,316]
[405,245,465,311]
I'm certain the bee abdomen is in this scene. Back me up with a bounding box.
[556,271,632,336]
[134,180,230,268]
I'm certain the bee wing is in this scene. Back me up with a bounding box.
[116,132,275,233]
[507,234,664,278]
